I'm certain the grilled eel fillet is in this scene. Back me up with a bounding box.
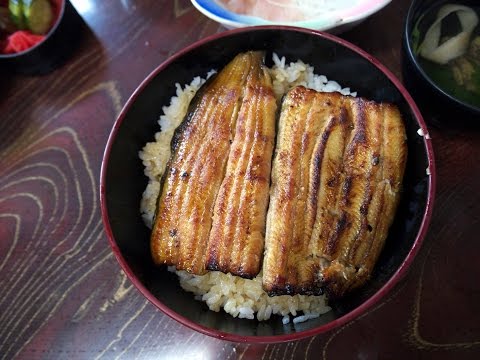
[205,57,277,278]
[262,86,407,299]
[150,51,276,276]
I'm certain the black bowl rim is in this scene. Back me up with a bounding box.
[100,25,436,343]
[403,0,480,115]
[0,0,65,59]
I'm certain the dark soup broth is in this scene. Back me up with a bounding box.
[412,1,480,108]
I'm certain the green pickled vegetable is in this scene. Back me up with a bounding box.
[7,0,53,34]
[23,0,53,34]
[8,0,26,29]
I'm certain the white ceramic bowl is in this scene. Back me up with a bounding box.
[191,0,392,32]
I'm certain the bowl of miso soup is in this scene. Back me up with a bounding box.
[403,0,480,121]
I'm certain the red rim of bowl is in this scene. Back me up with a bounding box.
[100,25,436,344]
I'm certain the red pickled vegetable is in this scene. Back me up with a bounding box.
[2,30,45,54]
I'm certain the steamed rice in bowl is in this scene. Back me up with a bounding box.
[139,53,357,324]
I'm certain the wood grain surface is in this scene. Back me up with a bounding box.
[1,0,479,359]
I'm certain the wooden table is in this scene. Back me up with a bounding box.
[1,0,479,358]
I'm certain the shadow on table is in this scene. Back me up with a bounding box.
[0,72,13,99]
[0,15,109,154]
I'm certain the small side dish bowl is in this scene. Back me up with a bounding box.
[0,0,83,75]
[191,0,392,32]
[100,26,435,343]
[402,0,480,122]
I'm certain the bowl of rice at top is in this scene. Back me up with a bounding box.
[190,0,392,32]
[100,26,435,343]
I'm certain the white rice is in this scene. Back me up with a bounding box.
[139,54,356,323]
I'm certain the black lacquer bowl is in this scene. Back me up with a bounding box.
[402,0,480,125]
[0,0,83,75]
[100,26,435,343]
